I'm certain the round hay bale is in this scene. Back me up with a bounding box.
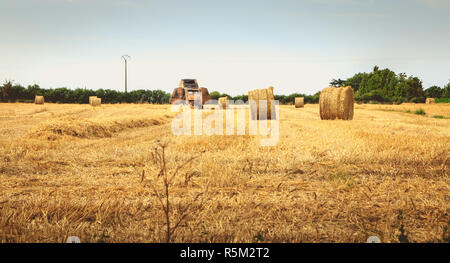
[295,97,304,108]
[319,86,354,120]
[258,88,268,120]
[91,98,102,107]
[425,98,435,104]
[218,96,228,109]
[248,86,275,120]
[266,86,274,120]
[89,96,98,105]
[35,96,44,104]
[248,90,257,120]
[200,87,212,104]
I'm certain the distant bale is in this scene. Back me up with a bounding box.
[89,96,98,105]
[218,96,228,109]
[295,97,304,108]
[425,98,435,104]
[35,96,44,104]
[91,98,101,107]
[248,86,275,120]
[319,86,354,120]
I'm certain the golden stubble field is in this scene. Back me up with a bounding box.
[0,102,449,243]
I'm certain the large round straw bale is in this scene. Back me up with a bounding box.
[218,96,228,109]
[267,86,274,119]
[89,96,98,105]
[200,88,212,104]
[425,98,435,104]
[248,90,257,120]
[319,86,354,120]
[258,88,268,119]
[295,97,304,108]
[35,96,44,104]
[91,98,102,107]
[248,86,275,120]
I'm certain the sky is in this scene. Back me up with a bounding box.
[0,0,449,95]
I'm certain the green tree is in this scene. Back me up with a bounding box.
[27,84,41,99]
[1,81,13,100]
[424,86,443,98]
[345,72,367,93]
[209,91,221,100]
[443,81,450,98]
[341,67,426,103]
[330,78,346,87]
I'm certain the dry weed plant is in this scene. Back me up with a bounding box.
[142,140,208,243]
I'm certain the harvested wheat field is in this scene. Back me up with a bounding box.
[0,102,449,243]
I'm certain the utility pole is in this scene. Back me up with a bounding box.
[121,55,130,93]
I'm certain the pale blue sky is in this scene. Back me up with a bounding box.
[1,0,449,95]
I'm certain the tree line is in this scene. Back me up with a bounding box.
[2,67,449,104]
[0,81,170,104]
[330,66,450,103]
